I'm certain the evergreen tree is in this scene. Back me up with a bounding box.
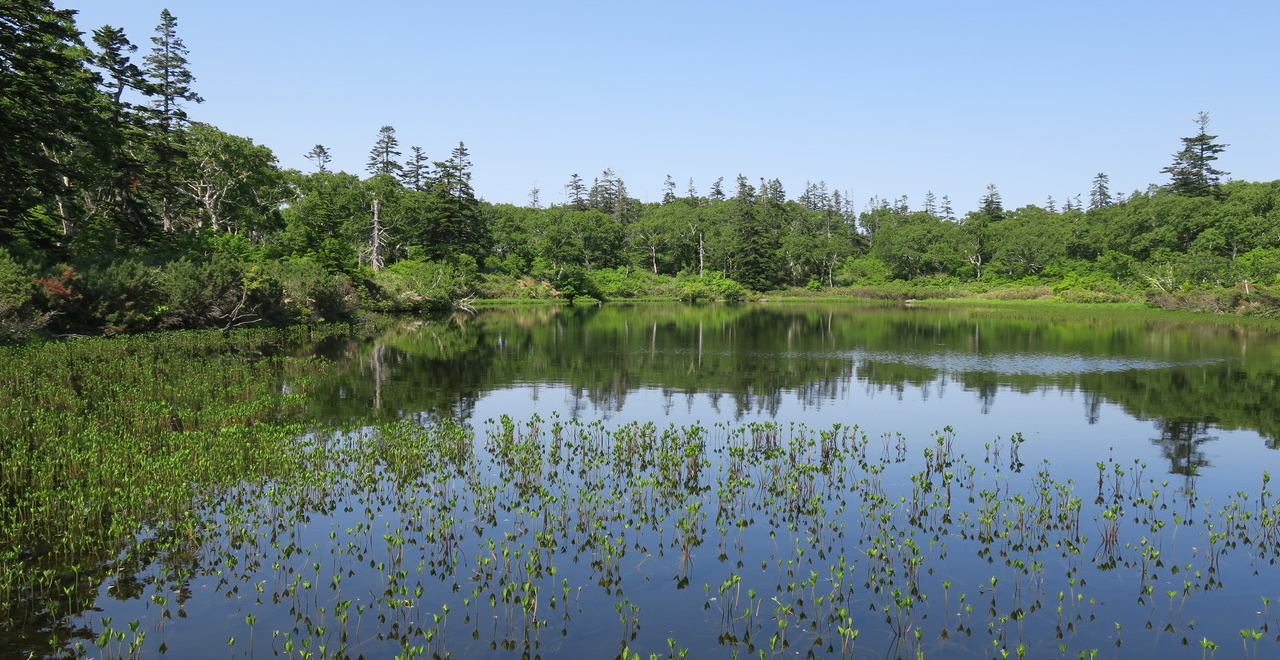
[143,9,202,231]
[304,144,332,172]
[424,141,481,259]
[1089,172,1112,209]
[91,26,148,122]
[922,190,938,216]
[565,173,587,210]
[90,25,155,236]
[662,175,677,204]
[366,126,402,176]
[979,183,1004,219]
[144,9,202,132]
[1162,112,1228,197]
[0,0,110,244]
[709,177,726,201]
[401,145,429,191]
[588,168,619,214]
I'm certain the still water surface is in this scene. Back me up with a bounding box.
[311,302,1278,485]
[88,303,1280,658]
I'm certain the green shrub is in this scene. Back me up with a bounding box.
[0,249,46,341]
[836,256,891,286]
[473,273,557,300]
[372,259,473,311]
[553,265,603,305]
[674,272,747,302]
[709,274,748,301]
[268,258,358,322]
[79,259,164,333]
[158,253,283,330]
[677,280,709,302]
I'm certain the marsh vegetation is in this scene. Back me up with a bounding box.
[3,303,1279,659]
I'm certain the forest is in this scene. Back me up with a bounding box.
[3,2,1280,340]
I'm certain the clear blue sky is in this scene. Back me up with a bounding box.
[64,0,1278,213]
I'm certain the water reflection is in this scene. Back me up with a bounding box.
[306,303,1280,475]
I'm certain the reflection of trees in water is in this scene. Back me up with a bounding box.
[1084,391,1103,425]
[975,379,998,415]
[1152,419,1216,476]
[308,306,1280,466]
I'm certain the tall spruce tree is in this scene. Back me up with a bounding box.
[1089,173,1112,209]
[979,184,1004,219]
[662,175,677,204]
[401,145,429,191]
[144,9,202,132]
[144,9,202,231]
[1162,112,1228,197]
[366,126,402,176]
[565,173,587,210]
[425,141,481,258]
[92,26,148,122]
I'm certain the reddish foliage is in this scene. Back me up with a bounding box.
[37,267,82,303]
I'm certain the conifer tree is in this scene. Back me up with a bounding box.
[1089,173,1112,209]
[979,184,1004,219]
[366,126,402,176]
[1162,112,1228,197]
[304,144,332,172]
[401,146,429,191]
[565,173,587,210]
[90,25,155,235]
[0,0,107,243]
[144,9,202,131]
[144,9,202,231]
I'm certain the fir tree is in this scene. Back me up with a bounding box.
[366,126,402,176]
[401,146,430,191]
[304,144,332,173]
[1089,173,1112,209]
[144,9,202,132]
[1162,112,1228,197]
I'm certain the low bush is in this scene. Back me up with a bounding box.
[0,249,46,342]
[268,258,358,323]
[157,254,284,330]
[372,259,474,311]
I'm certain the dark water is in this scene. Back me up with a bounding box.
[59,304,1280,658]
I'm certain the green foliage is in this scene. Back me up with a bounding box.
[77,258,163,333]
[675,272,747,302]
[372,258,473,311]
[837,255,892,286]
[0,1,108,246]
[553,264,604,305]
[709,273,748,301]
[157,253,281,330]
[1162,112,1228,197]
[0,249,46,341]
[1238,249,1280,285]
[267,258,357,323]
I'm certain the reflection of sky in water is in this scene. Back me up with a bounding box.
[850,350,1226,376]
[465,350,1269,495]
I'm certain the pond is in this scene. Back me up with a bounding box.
[3,302,1280,659]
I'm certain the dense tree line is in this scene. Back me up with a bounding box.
[2,2,1278,339]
